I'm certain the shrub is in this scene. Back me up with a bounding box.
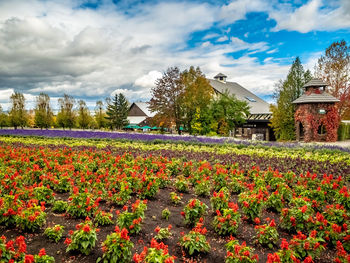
[34,248,55,263]
[65,220,97,255]
[194,178,211,197]
[179,221,210,255]
[44,224,64,243]
[210,188,230,213]
[16,204,46,232]
[175,176,190,193]
[161,208,170,221]
[97,226,134,263]
[33,186,55,204]
[238,190,266,222]
[213,203,241,236]
[254,220,279,248]
[52,200,68,213]
[266,239,299,263]
[133,238,176,263]
[154,225,172,241]
[110,181,131,205]
[117,200,147,234]
[94,210,114,226]
[169,192,182,205]
[225,237,258,263]
[66,188,100,218]
[289,231,325,260]
[181,199,208,226]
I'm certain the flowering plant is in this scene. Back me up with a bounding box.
[139,176,159,199]
[266,190,285,213]
[117,200,147,234]
[154,225,172,241]
[52,200,68,213]
[110,181,132,205]
[213,203,241,236]
[169,192,182,205]
[15,203,46,232]
[225,237,259,263]
[65,219,97,255]
[181,199,208,226]
[194,177,211,197]
[334,241,350,263]
[0,235,27,262]
[161,208,170,221]
[34,248,55,263]
[66,188,100,218]
[33,186,55,204]
[179,221,210,255]
[175,175,189,193]
[210,188,230,213]
[280,199,314,232]
[266,239,299,263]
[94,210,114,226]
[97,226,134,263]
[289,231,325,260]
[238,190,266,222]
[133,238,175,263]
[254,219,279,248]
[0,195,20,227]
[44,224,64,243]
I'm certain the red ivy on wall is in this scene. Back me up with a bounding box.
[295,103,339,142]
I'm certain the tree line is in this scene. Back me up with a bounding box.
[270,40,350,141]
[0,93,129,130]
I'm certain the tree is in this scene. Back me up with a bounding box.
[57,94,76,130]
[0,105,8,129]
[34,93,53,129]
[149,67,184,134]
[181,66,213,134]
[270,57,312,141]
[94,100,106,129]
[316,40,350,119]
[77,99,92,129]
[210,91,250,135]
[105,93,129,130]
[9,92,28,129]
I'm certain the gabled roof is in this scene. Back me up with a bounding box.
[304,78,328,88]
[292,93,340,104]
[133,102,155,117]
[209,79,271,114]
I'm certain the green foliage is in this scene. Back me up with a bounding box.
[270,57,312,141]
[34,93,53,129]
[117,200,147,234]
[66,189,97,218]
[97,227,134,263]
[213,204,241,236]
[225,238,258,263]
[254,220,279,248]
[179,222,210,255]
[210,188,230,212]
[194,178,211,197]
[161,208,170,220]
[175,175,189,193]
[77,99,92,129]
[94,210,114,226]
[105,93,129,130]
[0,105,8,128]
[154,225,172,241]
[94,100,107,129]
[33,186,54,204]
[238,190,266,222]
[52,200,68,213]
[169,191,182,205]
[44,224,64,243]
[182,199,208,226]
[16,204,46,232]
[57,94,76,129]
[338,122,350,141]
[66,220,97,255]
[9,92,28,129]
[289,231,325,260]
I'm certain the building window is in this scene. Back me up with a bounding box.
[318,125,326,135]
[245,96,256,102]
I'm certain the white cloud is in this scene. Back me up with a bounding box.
[217,35,228,42]
[134,71,162,89]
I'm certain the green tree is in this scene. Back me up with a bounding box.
[9,92,28,129]
[0,105,8,128]
[34,93,53,129]
[105,93,129,130]
[149,67,184,134]
[270,57,312,141]
[94,100,106,129]
[316,40,350,119]
[181,66,213,134]
[77,100,92,129]
[57,94,76,130]
[210,91,250,135]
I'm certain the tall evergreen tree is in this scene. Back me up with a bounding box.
[94,100,106,129]
[9,92,28,129]
[105,93,129,130]
[0,105,8,129]
[270,57,312,141]
[77,99,92,129]
[34,93,53,129]
[57,94,76,130]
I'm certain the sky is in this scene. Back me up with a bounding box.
[0,0,349,110]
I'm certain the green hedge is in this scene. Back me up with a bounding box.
[338,122,350,141]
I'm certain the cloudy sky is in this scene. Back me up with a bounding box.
[0,0,349,110]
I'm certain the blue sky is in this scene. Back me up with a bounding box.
[0,0,349,109]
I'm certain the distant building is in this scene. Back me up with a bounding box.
[292,78,340,142]
[127,102,155,126]
[209,73,274,141]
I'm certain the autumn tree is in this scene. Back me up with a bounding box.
[270,57,312,141]
[149,67,184,134]
[77,99,92,129]
[34,93,53,129]
[105,93,129,130]
[210,91,250,135]
[316,40,350,119]
[0,105,8,128]
[57,94,76,130]
[94,100,106,129]
[181,66,213,134]
[9,92,28,129]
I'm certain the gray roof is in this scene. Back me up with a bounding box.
[209,79,271,114]
[304,78,328,88]
[292,93,340,104]
[134,102,155,117]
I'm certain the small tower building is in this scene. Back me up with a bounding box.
[292,78,340,142]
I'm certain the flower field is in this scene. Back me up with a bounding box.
[0,134,349,263]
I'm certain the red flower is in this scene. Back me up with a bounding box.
[254,217,261,225]
[38,248,46,257]
[281,239,289,250]
[269,219,276,227]
[120,228,129,240]
[64,238,72,245]
[24,254,35,263]
[155,226,160,233]
[83,224,91,233]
